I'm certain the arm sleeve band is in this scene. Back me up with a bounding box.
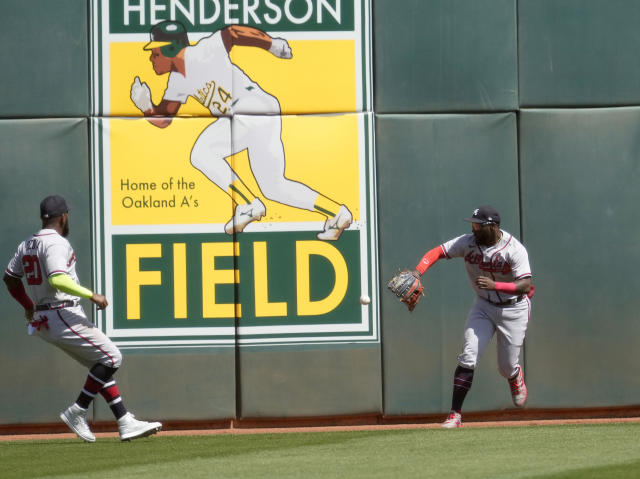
[416,246,446,275]
[7,281,34,310]
[494,282,517,294]
[49,274,93,299]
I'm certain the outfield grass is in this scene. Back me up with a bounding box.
[1,423,639,479]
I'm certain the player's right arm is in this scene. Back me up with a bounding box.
[414,235,469,276]
[3,272,34,321]
[143,99,181,128]
[130,76,181,128]
[415,246,447,276]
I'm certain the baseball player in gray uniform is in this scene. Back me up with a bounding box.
[130,20,352,240]
[414,206,533,428]
[3,195,162,442]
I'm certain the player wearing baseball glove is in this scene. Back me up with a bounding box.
[387,269,424,311]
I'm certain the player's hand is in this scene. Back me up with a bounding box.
[268,38,292,59]
[25,308,34,322]
[91,293,109,310]
[131,76,154,113]
[476,276,496,290]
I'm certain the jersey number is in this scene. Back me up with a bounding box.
[22,255,43,285]
[198,81,232,114]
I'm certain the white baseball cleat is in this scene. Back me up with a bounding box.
[224,198,266,234]
[441,411,462,429]
[509,365,527,408]
[316,205,353,241]
[60,404,96,442]
[117,412,162,441]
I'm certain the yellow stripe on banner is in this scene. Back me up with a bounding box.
[173,243,187,319]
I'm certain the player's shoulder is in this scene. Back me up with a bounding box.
[501,230,528,252]
[193,30,223,50]
[454,233,476,246]
[501,230,520,243]
[35,229,68,247]
[442,233,475,251]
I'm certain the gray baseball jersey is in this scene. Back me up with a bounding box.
[6,229,122,369]
[6,229,80,305]
[442,230,532,303]
[441,230,532,377]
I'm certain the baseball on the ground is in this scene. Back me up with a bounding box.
[360,295,371,305]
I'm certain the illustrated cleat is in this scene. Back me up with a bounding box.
[441,411,462,429]
[224,198,266,234]
[316,205,353,241]
[60,404,96,442]
[509,365,528,408]
[118,412,162,441]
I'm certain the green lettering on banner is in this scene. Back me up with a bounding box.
[109,0,355,33]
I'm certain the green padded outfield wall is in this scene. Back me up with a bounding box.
[2,0,640,429]
[0,119,91,422]
[520,108,640,407]
[376,113,522,415]
[374,0,518,112]
[0,0,89,117]
[519,0,640,107]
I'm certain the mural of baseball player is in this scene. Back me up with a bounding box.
[130,20,353,240]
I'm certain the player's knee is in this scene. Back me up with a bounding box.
[255,181,280,201]
[110,350,123,369]
[190,149,206,171]
[457,355,477,370]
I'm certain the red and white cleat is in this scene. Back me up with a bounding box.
[441,411,462,429]
[509,365,528,408]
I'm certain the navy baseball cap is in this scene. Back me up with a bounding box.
[465,205,500,225]
[40,195,69,219]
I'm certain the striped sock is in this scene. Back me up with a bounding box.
[75,371,106,409]
[100,380,127,420]
[313,194,341,217]
[451,366,475,413]
[227,179,256,205]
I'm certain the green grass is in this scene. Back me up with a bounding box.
[1,423,639,479]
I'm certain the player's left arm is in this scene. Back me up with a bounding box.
[220,25,292,59]
[476,276,532,295]
[477,243,533,295]
[48,273,108,310]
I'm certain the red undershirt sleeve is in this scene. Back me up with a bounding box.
[415,246,446,275]
[7,281,34,310]
[494,282,517,294]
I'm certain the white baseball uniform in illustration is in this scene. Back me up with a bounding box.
[441,230,532,378]
[136,28,352,240]
[6,230,122,367]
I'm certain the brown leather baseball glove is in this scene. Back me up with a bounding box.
[387,269,424,312]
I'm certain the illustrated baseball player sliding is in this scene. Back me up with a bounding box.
[3,196,162,442]
[130,20,352,240]
[389,206,533,428]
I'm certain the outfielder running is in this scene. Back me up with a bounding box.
[3,195,162,442]
[414,206,533,428]
[130,20,352,240]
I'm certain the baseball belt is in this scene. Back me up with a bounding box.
[485,295,524,307]
[34,300,77,311]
